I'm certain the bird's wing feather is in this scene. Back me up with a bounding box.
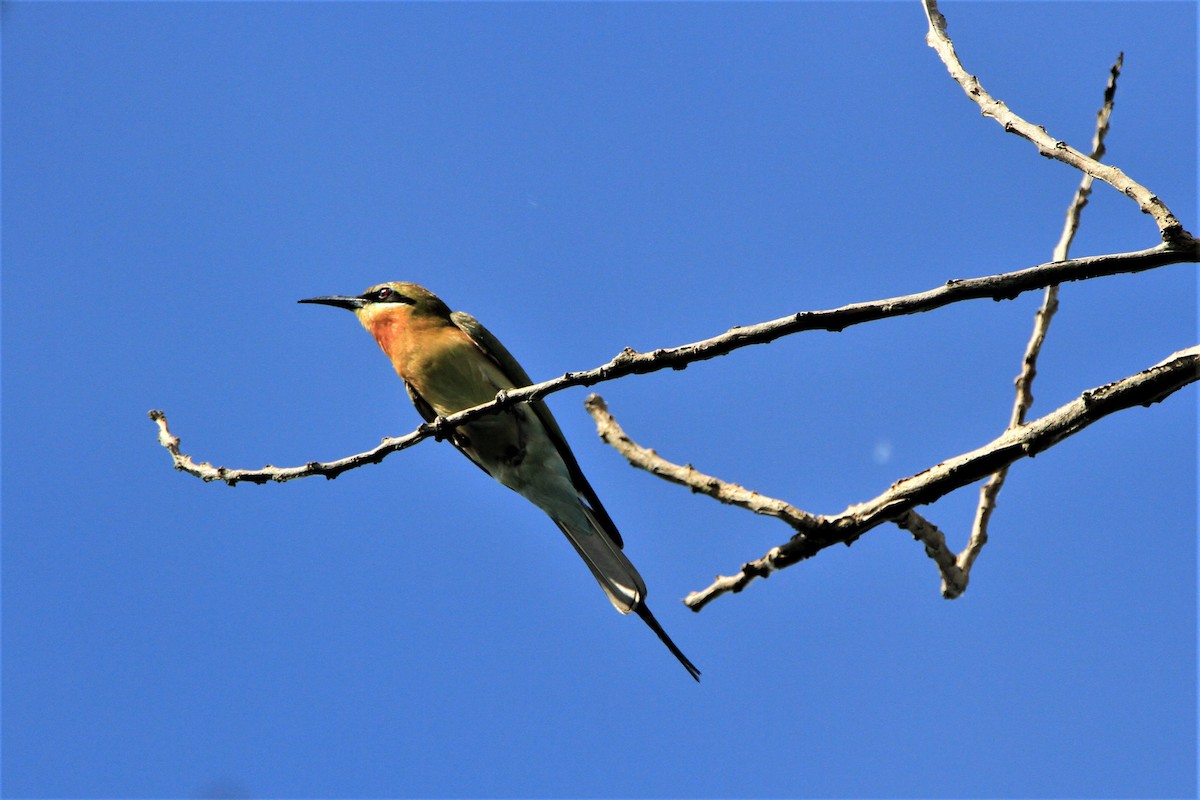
[450,311,625,549]
[449,311,537,385]
[404,381,437,423]
[405,379,497,480]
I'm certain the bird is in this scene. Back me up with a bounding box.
[299,282,700,681]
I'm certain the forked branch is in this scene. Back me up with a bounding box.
[960,52,1124,597]
[581,347,1199,611]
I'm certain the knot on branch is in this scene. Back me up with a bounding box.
[304,461,335,481]
[613,347,640,365]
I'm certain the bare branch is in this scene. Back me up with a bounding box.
[962,52,1125,597]
[683,346,1200,611]
[1050,53,1123,267]
[148,409,434,484]
[894,510,966,597]
[922,0,1190,244]
[584,395,819,531]
[150,245,1194,484]
[585,396,968,599]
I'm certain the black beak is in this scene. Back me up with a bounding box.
[298,295,365,311]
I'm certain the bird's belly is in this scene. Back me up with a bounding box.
[462,406,577,512]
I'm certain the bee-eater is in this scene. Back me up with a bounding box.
[299,282,700,681]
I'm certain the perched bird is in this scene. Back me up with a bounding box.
[300,282,700,681]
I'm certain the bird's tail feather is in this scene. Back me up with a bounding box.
[554,507,701,682]
[553,506,646,614]
[636,603,701,682]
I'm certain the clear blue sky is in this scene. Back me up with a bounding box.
[3,2,1196,798]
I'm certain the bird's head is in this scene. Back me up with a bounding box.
[299,282,457,364]
[299,281,452,325]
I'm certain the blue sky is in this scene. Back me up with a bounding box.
[3,2,1196,798]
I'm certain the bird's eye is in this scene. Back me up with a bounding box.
[374,287,393,301]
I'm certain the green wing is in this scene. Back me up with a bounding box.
[404,381,437,423]
[450,310,625,549]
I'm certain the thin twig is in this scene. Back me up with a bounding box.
[1049,53,1123,266]
[150,244,1193,485]
[922,0,1190,244]
[959,53,1126,598]
[682,346,1200,611]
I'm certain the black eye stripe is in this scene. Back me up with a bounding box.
[362,287,413,304]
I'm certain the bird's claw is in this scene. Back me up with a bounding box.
[429,416,452,441]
